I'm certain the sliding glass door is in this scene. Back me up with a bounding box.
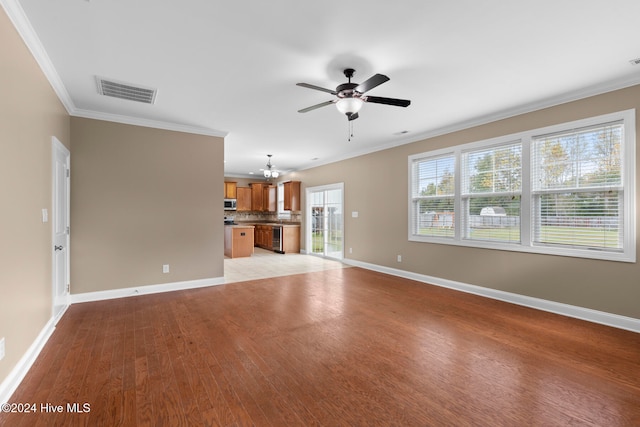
[307,183,344,259]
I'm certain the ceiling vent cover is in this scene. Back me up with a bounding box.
[96,76,157,104]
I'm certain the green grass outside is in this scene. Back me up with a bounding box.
[312,231,342,253]
[418,226,619,247]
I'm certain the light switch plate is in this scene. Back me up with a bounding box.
[42,208,48,223]
[352,211,359,218]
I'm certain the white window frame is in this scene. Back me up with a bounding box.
[409,151,457,241]
[408,109,636,262]
[461,140,522,244]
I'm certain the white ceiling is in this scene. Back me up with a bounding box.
[7,0,640,177]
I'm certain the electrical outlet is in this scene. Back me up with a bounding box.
[0,337,5,361]
[397,255,402,262]
[162,264,170,273]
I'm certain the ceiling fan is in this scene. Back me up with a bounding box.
[297,68,411,121]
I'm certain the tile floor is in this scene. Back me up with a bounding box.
[224,248,349,283]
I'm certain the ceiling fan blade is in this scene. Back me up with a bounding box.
[348,112,359,121]
[355,74,390,93]
[298,100,335,113]
[365,96,411,107]
[296,83,337,95]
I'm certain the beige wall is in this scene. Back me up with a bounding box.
[295,85,640,319]
[71,118,224,294]
[0,8,71,382]
[2,0,639,394]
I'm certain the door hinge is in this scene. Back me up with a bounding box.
[66,226,70,235]
[66,284,70,293]
[66,169,70,178]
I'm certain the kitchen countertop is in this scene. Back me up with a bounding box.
[239,222,300,227]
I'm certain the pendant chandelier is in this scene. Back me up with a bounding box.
[263,154,279,179]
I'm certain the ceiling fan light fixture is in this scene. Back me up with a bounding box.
[336,97,364,115]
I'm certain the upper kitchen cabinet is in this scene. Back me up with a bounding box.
[250,183,276,212]
[236,187,252,211]
[250,182,265,211]
[224,181,237,199]
[263,185,276,212]
[283,181,301,211]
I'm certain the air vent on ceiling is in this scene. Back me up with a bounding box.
[96,76,157,104]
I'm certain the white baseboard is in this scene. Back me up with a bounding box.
[2,264,636,405]
[343,258,640,333]
[0,317,56,404]
[1,276,226,403]
[69,276,226,304]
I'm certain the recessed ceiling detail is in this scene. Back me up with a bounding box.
[96,76,157,104]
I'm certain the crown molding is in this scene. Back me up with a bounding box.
[72,108,228,138]
[6,0,640,152]
[300,73,640,172]
[2,0,227,138]
[1,0,75,113]
[403,72,640,146]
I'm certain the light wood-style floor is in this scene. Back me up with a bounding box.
[224,248,349,283]
[2,259,639,426]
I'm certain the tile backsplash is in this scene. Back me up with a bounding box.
[224,210,301,223]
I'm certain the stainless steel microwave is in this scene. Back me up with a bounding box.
[224,198,237,210]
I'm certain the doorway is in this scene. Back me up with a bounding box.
[52,137,70,322]
[306,183,344,260]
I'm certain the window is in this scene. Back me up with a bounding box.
[410,153,456,238]
[408,110,636,262]
[532,122,624,251]
[462,141,522,243]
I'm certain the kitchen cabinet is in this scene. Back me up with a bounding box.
[263,185,276,212]
[250,183,265,211]
[224,225,254,258]
[281,225,301,253]
[283,181,301,211]
[250,183,275,211]
[254,224,271,249]
[253,223,300,253]
[224,181,237,199]
[236,187,252,211]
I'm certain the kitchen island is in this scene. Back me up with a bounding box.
[224,225,255,258]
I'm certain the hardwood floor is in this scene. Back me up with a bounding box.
[2,267,639,426]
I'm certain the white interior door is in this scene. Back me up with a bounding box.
[52,137,70,321]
